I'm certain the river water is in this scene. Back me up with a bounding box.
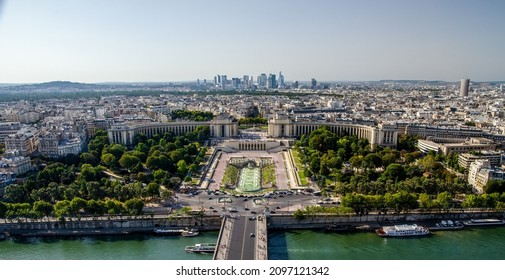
[1,227,505,260]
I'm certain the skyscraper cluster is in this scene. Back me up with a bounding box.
[212,72,292,90]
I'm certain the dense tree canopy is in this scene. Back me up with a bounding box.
[295,126,473,199]
[171,110,213,121]
[0,122,211,219]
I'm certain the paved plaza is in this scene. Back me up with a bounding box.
[208,151,290,191]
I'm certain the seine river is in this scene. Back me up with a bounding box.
[1,227,505,260]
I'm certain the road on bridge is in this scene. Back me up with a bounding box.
[227,216,257,260]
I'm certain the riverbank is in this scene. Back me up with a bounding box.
[1,210,504,238]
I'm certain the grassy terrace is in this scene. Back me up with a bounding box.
[222,165,239,186]
[291,149,308,186]
[261,164,276,186]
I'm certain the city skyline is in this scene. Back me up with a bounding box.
[0,0,504,83]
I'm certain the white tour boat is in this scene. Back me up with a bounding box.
[185,243,216,253]
[375,224,430,237]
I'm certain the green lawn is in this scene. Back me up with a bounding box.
[291,149,308,186]
[222,165,239,186]
[261,164,276,186]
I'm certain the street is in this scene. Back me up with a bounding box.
[175,191,319,216]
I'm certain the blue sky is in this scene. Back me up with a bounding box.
[0,0,504,83]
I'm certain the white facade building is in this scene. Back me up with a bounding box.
[38,132,86,158]
[0,152,33,175]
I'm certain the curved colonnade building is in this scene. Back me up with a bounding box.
[267,113,398,148]
[108,114,238,146]
[108,112,398,149]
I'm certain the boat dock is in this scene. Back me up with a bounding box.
[213,215,268,260]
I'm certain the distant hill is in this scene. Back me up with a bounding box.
[1,81,104,92]
[0,81,179,101]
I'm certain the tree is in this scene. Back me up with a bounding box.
[152,169,167,183]
[119,154,141,171]
[341,193,366,214]
[170,149,185,164]
[80,152,99,166]
[293,209,307,220]
[418,193,431,209]
[349,155,363,170]
[85,200,106,216]
[445,152,460,170]
[397,134,418,152]
[37,162,71,184]
[308,127,338,153]
[168,176,182,188]
[436,191,452,209]
[54,200,71,218]
[146,182,160,198]
[381,164,406,182]
[0,202,7,219]
[381,152,398,167]
[177,159,188,176]
[69,197,87,215]
[146,154,172,171]
[160,188,174,201]
[404,151,421,164]
[132,150,147,162]
[105,144,126,160]
[87,130,109,157]
[418,155,443,173]
[32,201,54,219]
[105,199,125,214]
[86,181,104,200]
[101,153,117,168]
[3,184,28,203]
[462,194,485,208]
[80,164,102,182]
[363,153,382,169]
[6,203,33,220]
[485,180,505,194]
[188,163,198,173]
[124,198,144,215]
[392,191,418,212]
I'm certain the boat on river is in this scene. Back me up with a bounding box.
[153,228,183,235]
[430,220,464,231]
[463,219,505,226]
[185,243,216,253]
[376,224,430,237]
[181,228,199,237]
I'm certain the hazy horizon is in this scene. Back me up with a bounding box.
[2,78,505,86]
[1,0,504,83]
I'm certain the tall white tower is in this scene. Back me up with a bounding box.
[460,79,470,97]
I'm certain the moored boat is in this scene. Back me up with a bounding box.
[181,228,199,237]
[185,243,216,253]
[153,228,183,235]
[430,220,464,231]
[325,224,355,232]
[463,219,505,226]
[376,224,430,237]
